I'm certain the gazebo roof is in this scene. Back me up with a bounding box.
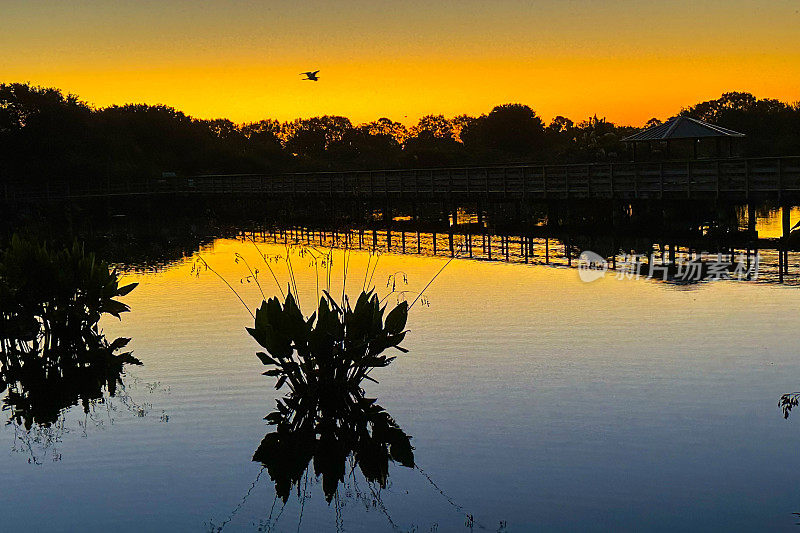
[622,116,745,142]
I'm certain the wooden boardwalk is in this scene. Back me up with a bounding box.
[5,155,800,203]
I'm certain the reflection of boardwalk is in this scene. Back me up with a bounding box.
[244,226,800,285]
[6,156,800,202]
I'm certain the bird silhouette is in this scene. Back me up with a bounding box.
[300,70,320,81]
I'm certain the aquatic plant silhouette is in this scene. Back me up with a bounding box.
[192,241,502,531]
[245,279,415,501]
[192,238,467,514]
[0,234,138,339]
[229,240,418,506]
[779,392,800,419]
[0,235,140,429]
[247,289,408,393]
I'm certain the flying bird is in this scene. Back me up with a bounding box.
[300,70,320,81]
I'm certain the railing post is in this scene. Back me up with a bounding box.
[543,166,547,198]
[609,163,614,198]
[448,169,453,199]
[398,170,403,198]
[370,171,374,197]
[712,160,718,199]
[744,159,750,201]
[632,164,639,198]
[586,165,591,197]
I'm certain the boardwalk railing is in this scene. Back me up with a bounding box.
[5,156,800,202]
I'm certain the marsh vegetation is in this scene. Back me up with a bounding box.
[0,235,140,429]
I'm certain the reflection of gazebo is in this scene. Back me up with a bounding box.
[623,116,745,160]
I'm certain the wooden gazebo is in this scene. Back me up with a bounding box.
[623,116,745,160]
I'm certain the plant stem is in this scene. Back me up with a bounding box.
[196,256,255,319]
[409,243,463,310]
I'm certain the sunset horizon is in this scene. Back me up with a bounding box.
[4,1,798,126]
[5,3,800,532]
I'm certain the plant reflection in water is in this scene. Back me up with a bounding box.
[248,288,414,501]
[0,235,149,462]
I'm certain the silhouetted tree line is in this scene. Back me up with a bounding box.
[1,83,799,188]
[679,92,800,156]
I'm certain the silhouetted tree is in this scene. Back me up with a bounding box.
[95,104,255,177]
[327,127,403,169]
[681,92,800,155]
[548,115,575,135]
[461,104,546,160]
[285,116,353,161]
[408,114,455,140]
[556,116,634,162]
[402,115,465,167]
[362,117,409,144]
[0,83,92,184]
[240,119,286,167]
[1,83,798,190]
[645,117,663,128]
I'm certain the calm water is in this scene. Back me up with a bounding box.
[3,236,800,532]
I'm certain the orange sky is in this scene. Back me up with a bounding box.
[3,1,799,126]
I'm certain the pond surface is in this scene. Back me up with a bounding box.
[3,237,800,532]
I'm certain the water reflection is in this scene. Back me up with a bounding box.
[1,330,139,430]
[199,250,495,531]
[244,288,415,503]
[254,389,414,503]
[0,235,141,434]
[9,196,800,284]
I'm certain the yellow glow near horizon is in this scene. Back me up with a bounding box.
[3,1,799,126]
